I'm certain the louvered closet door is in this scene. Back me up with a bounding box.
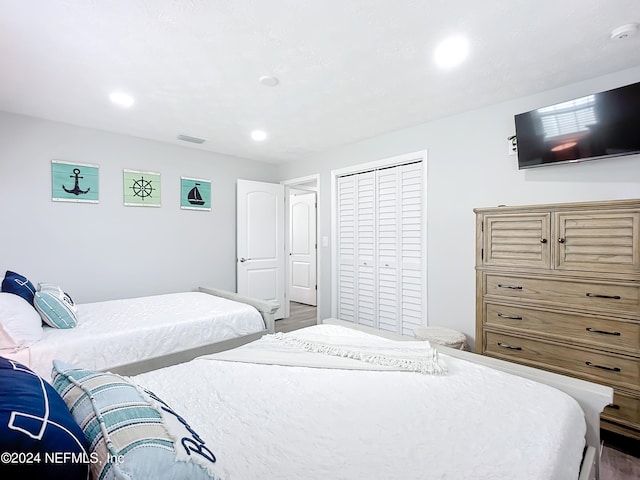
[398,163,424,335]
[377,163,424,334]
[377,167,399,332]
[338,162,424,334]
[337,171,377,326]
[355,172,376,327]
[337,175,356,322]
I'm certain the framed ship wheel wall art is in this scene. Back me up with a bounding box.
[180,176,211,211]
[123,169,161,207]
[51,160,99,203]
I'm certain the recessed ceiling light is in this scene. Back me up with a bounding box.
[434,36,469,69]
[251,130,267,141]
[109,91,134,108]
[259,75,279,87]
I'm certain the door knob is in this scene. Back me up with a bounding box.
[239,257,251,263]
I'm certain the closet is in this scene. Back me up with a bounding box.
[336,161,424,335]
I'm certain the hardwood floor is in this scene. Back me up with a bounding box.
[601,431,640,479]
[274,301,317,333]
[275,306,639,477]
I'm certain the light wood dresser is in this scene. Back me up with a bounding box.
[475,199,640,439]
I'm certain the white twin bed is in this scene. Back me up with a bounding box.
[3,287,278,380]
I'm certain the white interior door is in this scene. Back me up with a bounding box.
[237,179,285,319]
[289,192,317,306]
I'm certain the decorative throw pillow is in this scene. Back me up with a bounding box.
[34,284,78,329]
[37,283,75,305]
[1,270,36,305]
[0,357,90,479]
[51,362,221,480]
[0,292,44,349]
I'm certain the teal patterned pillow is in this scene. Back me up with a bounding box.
[51,362,220,480]
[34,288,77,329]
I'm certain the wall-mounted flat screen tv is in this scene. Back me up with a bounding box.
[515,81,640,169]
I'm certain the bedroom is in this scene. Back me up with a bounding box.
[0,0,639,478]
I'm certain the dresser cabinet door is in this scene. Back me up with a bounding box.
[483,213,551,268]
[554,209,640,273]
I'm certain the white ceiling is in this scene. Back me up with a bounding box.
[1,0,639,164]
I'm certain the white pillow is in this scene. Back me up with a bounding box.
[0,292,44,350]
[0,323,15,350]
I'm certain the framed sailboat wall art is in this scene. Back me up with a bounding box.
[181,177,211,211]
[51,160,99,203]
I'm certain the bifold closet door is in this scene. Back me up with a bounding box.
[337,162,423,334]
[377,163,423,335]
[337,171,376,327]
[397,163,423,335]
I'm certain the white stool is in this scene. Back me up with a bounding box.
[413,326,468,350]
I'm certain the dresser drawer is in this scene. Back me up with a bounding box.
[602,390,640,429]
[484,274,640,316]
[484,302,640,354]
[484,331,640,391]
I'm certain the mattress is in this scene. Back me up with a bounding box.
[133,324,587,480]
[10,292,264,380]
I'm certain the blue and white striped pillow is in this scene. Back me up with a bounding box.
[34,284,77,329]
[51,362,220,480]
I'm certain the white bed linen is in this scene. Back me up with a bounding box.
[133,324,587,480]
[10,292,264,380]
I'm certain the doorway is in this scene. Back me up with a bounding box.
[289,189,317,306]
[282,174,320,325]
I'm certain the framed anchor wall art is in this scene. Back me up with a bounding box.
[180,176,211,211]
[123,169,161,207]
[51,160,99,203]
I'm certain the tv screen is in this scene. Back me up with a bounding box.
[515,81,640,169]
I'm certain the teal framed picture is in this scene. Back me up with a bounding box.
[123,169,161,207]
[51,160,99,203]
[181,177,211,211]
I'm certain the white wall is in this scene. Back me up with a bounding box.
[278,66,640,348]
[0,112,279,302]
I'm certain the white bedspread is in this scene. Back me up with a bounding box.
[134,324,586,480]
[13,292,264,380]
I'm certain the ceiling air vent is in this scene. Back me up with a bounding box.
[177,134,206,144]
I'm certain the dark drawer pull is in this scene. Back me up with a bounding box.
[498,313,523,320]
[497,342,522,351]
[586,327,621,336]
[497,284,523,290]
[586,292,621,300]
[585,361,620,372]
[607,404,621,410]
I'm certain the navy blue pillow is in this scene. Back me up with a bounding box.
[0,357,90,479]
[1,271,36,306]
